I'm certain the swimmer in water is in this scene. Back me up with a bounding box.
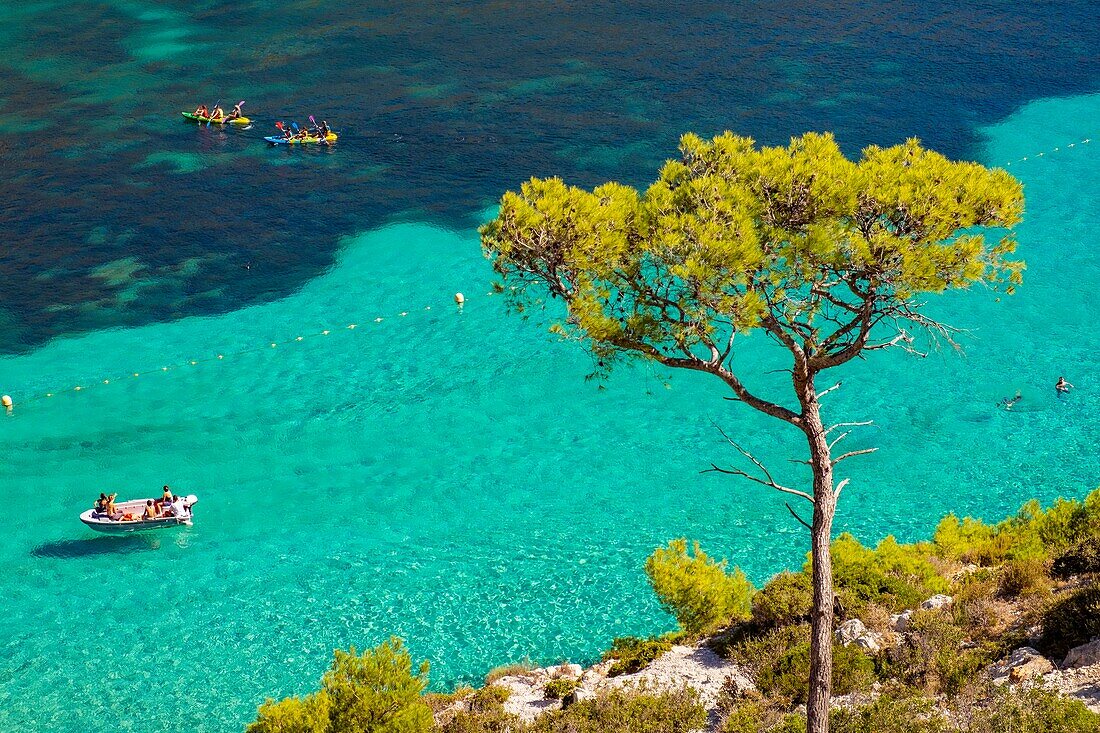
[1056,377,1074,395]
[999,390,1023,410]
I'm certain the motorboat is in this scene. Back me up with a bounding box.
[79,495,198,534]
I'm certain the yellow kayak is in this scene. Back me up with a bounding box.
[182,112,250,125]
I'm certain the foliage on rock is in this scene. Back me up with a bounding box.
[247,637,431,733]
[752,572,814,629]
[645,539,754,635]
[1037,583,1100,661]
[602,636,674,677]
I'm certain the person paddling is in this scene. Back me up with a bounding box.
[209,103,225,122]
[225,101,245,121]
[194,104,209,118]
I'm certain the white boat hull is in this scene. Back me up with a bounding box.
[80,495,198,534]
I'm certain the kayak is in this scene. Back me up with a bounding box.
[182,112,250,125]
[264,132,338,145]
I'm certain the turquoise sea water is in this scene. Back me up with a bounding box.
[1,3,1099,732]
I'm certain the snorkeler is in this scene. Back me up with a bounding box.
[999,390,1023,410]
[1056,377,1074,395]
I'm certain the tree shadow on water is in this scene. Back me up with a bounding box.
[31,534,160,559]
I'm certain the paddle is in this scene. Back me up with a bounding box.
[274,120,287,142]
[207,99,220,128]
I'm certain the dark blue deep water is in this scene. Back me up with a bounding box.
[2,1,1098,349]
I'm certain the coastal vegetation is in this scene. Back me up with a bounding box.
[248,490,1100,732]
[479,130,1024,733]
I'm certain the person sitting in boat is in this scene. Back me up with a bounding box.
[225,101,244,121]
[93,493,108,514]
[278,123,293,140]
[318,120,330,138]
[209,104,225,121]
[294,126,311,140]
[106,493,123,521]
[157,485,173,508]
[169,495,189,518]
[194,104,209,118]
[143,500,158,520]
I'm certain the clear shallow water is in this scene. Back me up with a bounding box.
[1,2,1099,732]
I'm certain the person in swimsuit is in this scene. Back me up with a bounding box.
[143,500,157,520]
[1056,377,1074,395]
[209,104,225,121]
[999,391,1023,410]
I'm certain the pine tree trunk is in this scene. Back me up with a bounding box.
[803,392,836,733]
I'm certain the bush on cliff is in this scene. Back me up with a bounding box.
[755,641,874,705]
[752,572,813,629]
[246,637,432,733]
[1052,534,1100,578]
[529,686,705,733]
[645,539,754,635]
[248,693,331,733]
[602,636,673,676]
[1037,583,1100,660]
[826,534,946,613]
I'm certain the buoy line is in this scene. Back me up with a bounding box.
[4,293,472,411]
[1002,136,1093,168]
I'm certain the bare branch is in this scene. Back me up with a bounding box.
[707,423,816,505]
[785,502,812,531]
[832,448,879,466]
[816,381,842,400]
[828,430,854,452]
[834,477,851,501]
[824,420,872,436]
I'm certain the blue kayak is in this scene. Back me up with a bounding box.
[264,132,338,145]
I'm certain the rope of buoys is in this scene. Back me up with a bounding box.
[1002,136,1093,168]
[5,294,474,410]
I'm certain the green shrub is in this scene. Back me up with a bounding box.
[322,638,433,733]
[934,494,1097,567]
[528,686,706,733]
[441,686,517,733]
[830,693,950,733]
[1052,534,1100,578]
[998,557,1051,598]
[645,539,755,635]
[485,660,535,684]
[723,624,810,686]
[247,693,330,733]
[247,638,431,733]
[470,685,511,711]
[950,572,1002,639]
[602,636,673,677]
[967,684,1100,732]
[543,678,579,700]
[720,699,802,733]
[827,534,946,613]
[752,572,813,628]
[884,610,995,696]
[755,641,874,705]
[1037,584,1100,660]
